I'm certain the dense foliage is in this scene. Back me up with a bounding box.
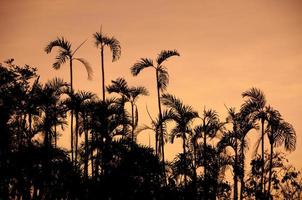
[0,34,300,200]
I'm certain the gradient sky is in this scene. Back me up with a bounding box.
[1,0,302,169]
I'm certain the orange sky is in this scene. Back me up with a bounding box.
[1,0,302,169]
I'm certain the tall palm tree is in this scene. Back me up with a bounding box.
[107,78,132,138]
[45,37,93,163]
[90,98,125,177]
[36,78,67,148]
[241,87,268,193]
[135,111,168,150]
[64,91,95,165]
[265,107,296,197]
[78,100,95,179]
[237,112,257,200]
[131,50,180,172]
[107,77,149,143]
[93,28,121,100]
[222,107,257,200]
[161,93,198,189]
[193,109,224,200]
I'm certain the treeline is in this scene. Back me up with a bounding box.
[0,30,301,200]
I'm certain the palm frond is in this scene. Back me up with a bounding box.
[276,121,296,152]
[131,58,154,76]
[241,87,266,116]
[73,58,93,80]
[156,50,180,66]
[161,93,182,110]
[129,86,149,100]
[93,31,105,47]
[103,36,121,62]
[52,50,69,69]
[44,37,71,54]
[157,66,169,91]
[106,77,129,95]
[93,30,121,61]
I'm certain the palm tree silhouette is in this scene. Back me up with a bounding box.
[221,107,257,200]
[131,50,180,177]
[45,37,93,163]
[93,28,121,100]
[241,87,268,194]
[90,98,125,176]
[194,109,224,200]
[76,95,96,180]
[161,93,198,190]
[265,106,296,197]
[107,77,148,143]
[64,91,95,165]
[107,78,132,137]
[36,78,67,148]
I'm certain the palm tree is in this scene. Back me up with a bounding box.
[161,93,198,189]
[93,28,121,100]
[237,112,257,200]
[241,87,268,193]
[64,91,95,165]
[128,86,148,143]
[37,78,68,148]
[45,37,93,163]
[78,100,95,180]
[135,111,168,150]
[222,107,257,200]
[107,77,149,143]
[107,78,132,138]
[131,50,180,172]
[265,107,296,197]
[193,109,224,200]
[90,98,125,177]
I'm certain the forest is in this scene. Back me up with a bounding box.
[0,30,301,200]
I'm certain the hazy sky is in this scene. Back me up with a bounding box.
[1,0,302,168]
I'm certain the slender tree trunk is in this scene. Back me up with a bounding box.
[101,46,105,101]
[268,140,274,198]
[155,131,158,156]
[83,114,89,180]
[70,59,74,164]
[234,131,238,200]
[75,111,79,165]
[121,99,126,137]
[71,110,74,164]
[182,132,188,199]
[54,108,57,148]
[260,118,265,194]
[239,136,246,200]
[155,69,166,184]
[183,133,187,188]
[193,141,198,199]
[91,131,95,178]
[131,102,134,144]
[203,130,208,200]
